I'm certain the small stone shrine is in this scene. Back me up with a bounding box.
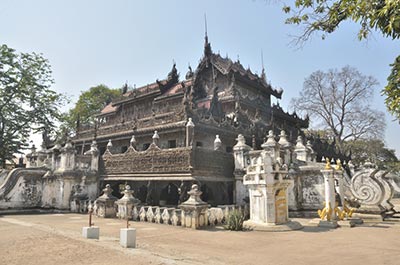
[94,184,118,218]
[242,130,303,231]
[179,184,209,229]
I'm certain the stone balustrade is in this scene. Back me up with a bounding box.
[122,204,248,227]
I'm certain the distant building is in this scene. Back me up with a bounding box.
[72,36,308,206]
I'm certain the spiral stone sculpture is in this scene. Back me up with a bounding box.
[351,168,383,206]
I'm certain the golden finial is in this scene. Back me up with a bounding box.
[335,159,342,170]
[325,157,332,169]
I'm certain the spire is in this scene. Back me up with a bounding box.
[261,49,266,81]
[204,14,212,57]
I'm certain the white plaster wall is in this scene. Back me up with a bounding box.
[0,175,43,209]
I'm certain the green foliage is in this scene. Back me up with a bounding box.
[382,56,400,120]
[284,0,400,40]
[0,44,66,167]
[62,84,121,136]
[283,0,400,119]
[224,210,245,231]
[344,139,400,172]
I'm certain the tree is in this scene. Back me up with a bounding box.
[383,55,400,120]
[344,139,400,172]
[0,44,65,167]
[291,66,385,152]
[282,0,400,119]
[61,84,121,136]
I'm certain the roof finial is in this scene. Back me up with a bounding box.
[203,14,212,57]
[261,49,266,81]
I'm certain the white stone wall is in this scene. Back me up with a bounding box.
[0,168,98,210]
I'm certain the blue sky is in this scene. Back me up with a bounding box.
[1,0,399,155]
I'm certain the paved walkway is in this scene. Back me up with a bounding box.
[1,211,400,265]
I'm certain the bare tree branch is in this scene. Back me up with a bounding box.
[291,66,384,152]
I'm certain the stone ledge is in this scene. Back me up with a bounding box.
[243,220,303,232]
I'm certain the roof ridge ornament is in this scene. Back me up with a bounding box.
[167,62,179,83]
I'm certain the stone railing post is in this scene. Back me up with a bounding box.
[233,134,252,205]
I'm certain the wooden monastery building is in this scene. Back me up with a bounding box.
[72,35,308,206]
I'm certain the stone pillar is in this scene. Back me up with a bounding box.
[294,136,307,162]
[115,185,141,220]
[261,130,279,160]
[333,160,345,210]
[84,140,99,171]
[278,130,291,166]
[186,118,195,147]
[179,184,209,229]
[51,143,61,171]
[42,149,52,169]
[26,144,38,168]
[36,142,48,167]
[94,184,118,218]
[318,161,338,228]
[306,140,315,162]
[233,134,252,205]
[59,138,76,171]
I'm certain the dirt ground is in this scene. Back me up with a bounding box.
[1,209,400,265]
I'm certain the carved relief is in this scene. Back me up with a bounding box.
[103,147,192,174]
